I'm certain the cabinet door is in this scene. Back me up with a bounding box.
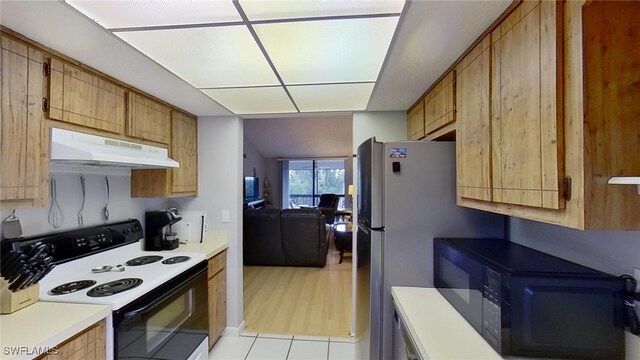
[171,111,198,195]
[208,268,226,348]
[127,92,171,144]
[456,38,492,202]
[37,320,105,359]
[406,100,424,140]
[425,71,456,135]
[491,0,564,209]
[47,58,125,134]
[1,36,47,206]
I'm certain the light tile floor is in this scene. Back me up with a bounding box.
[209,332,356,360]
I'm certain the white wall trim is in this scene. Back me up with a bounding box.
[221,321,246,337]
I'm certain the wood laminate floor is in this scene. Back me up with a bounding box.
[243,243,352,337]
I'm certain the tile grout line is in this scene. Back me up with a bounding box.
[243,335,259,360]
[285,338,294,360]
[326,340,331,360]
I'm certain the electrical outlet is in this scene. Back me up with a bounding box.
[634,268,640,293]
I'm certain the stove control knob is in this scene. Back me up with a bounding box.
[123,229,129,235]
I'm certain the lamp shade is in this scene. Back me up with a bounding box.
[348,184,354,196]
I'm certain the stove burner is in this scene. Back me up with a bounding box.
[125,256,163,266]
[162,256,191,264]
[49,280,97,295]
[87,278,143,297]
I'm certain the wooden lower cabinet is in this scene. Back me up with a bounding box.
[208,251,227,348]
[0,35,49,210]
[37,320,106,360]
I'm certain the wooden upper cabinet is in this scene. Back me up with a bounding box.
[130,111,198,198]
[46,58,125,134]
[171,111,198,195]
[456,37,492,202]
[424,71,456,135]
[582,1,640,229]
[127,92,171,145]
[490,0,564,209]
[406,100,424,140]
[1,35,48,209]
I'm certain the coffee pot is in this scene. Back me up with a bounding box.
[144,208,182,251]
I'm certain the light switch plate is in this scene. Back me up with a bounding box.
[221,210,230,223]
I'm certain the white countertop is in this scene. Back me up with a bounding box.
[0,302,110,360]
[0,231,228,360]
[170,230,228,259]
[392,286,502,360]
[392,287,640,360]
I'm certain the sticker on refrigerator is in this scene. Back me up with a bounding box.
[389,147,407,158]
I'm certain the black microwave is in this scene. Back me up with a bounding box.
[433,238,625,359]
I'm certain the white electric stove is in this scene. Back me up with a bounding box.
[39,242,205,310]
[12,220,210,360]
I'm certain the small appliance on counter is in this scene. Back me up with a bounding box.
[145,208,182,251]
[434,238,625,359]
[172,211,207,244]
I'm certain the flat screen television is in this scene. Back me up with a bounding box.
[244,177,260,201]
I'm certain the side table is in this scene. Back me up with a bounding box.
[333,222,353,264]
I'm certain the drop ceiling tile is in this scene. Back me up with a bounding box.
[240,0,404,21]
[115,26,279,88]
[66,0,241,29]
[254,17,400,85]
[201,87,297,115]
[288,83,374,112]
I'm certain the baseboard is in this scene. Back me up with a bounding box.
[222,320,246,337]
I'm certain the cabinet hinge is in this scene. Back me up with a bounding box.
[562,177,572,201]
[42,98,49,112]
[42,62,50,77]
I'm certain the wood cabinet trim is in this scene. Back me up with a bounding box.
[0,27,197,119]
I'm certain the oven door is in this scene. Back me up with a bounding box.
[113,262,208,359]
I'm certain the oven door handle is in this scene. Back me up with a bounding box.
[121,265,206,321]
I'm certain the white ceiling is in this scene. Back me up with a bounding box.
[0,0,510,157]
[63,0,404,115]
[244,114,353,158]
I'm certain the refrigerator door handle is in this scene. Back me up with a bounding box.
[359,223,371,235]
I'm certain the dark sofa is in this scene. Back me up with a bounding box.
[243,208,329,267]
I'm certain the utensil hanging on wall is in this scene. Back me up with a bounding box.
[78,176,86,227]
[103,177,110,222]
[1,211,22,240]
[48,177,64,229]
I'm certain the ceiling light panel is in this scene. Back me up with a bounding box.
[254,17,399,85]
[116,26,279,88]
[201,87,297,115]
[288,83,375,112]
[66,0,241,29]
[240,0,404,21]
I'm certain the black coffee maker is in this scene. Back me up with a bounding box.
[144,208,182,251]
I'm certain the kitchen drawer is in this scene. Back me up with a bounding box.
[208,250,226,279]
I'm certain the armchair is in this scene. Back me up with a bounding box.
[317,193,340,224]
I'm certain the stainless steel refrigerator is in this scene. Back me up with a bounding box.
[354,138,505,360]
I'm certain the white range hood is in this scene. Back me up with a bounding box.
[50,128,179,169]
